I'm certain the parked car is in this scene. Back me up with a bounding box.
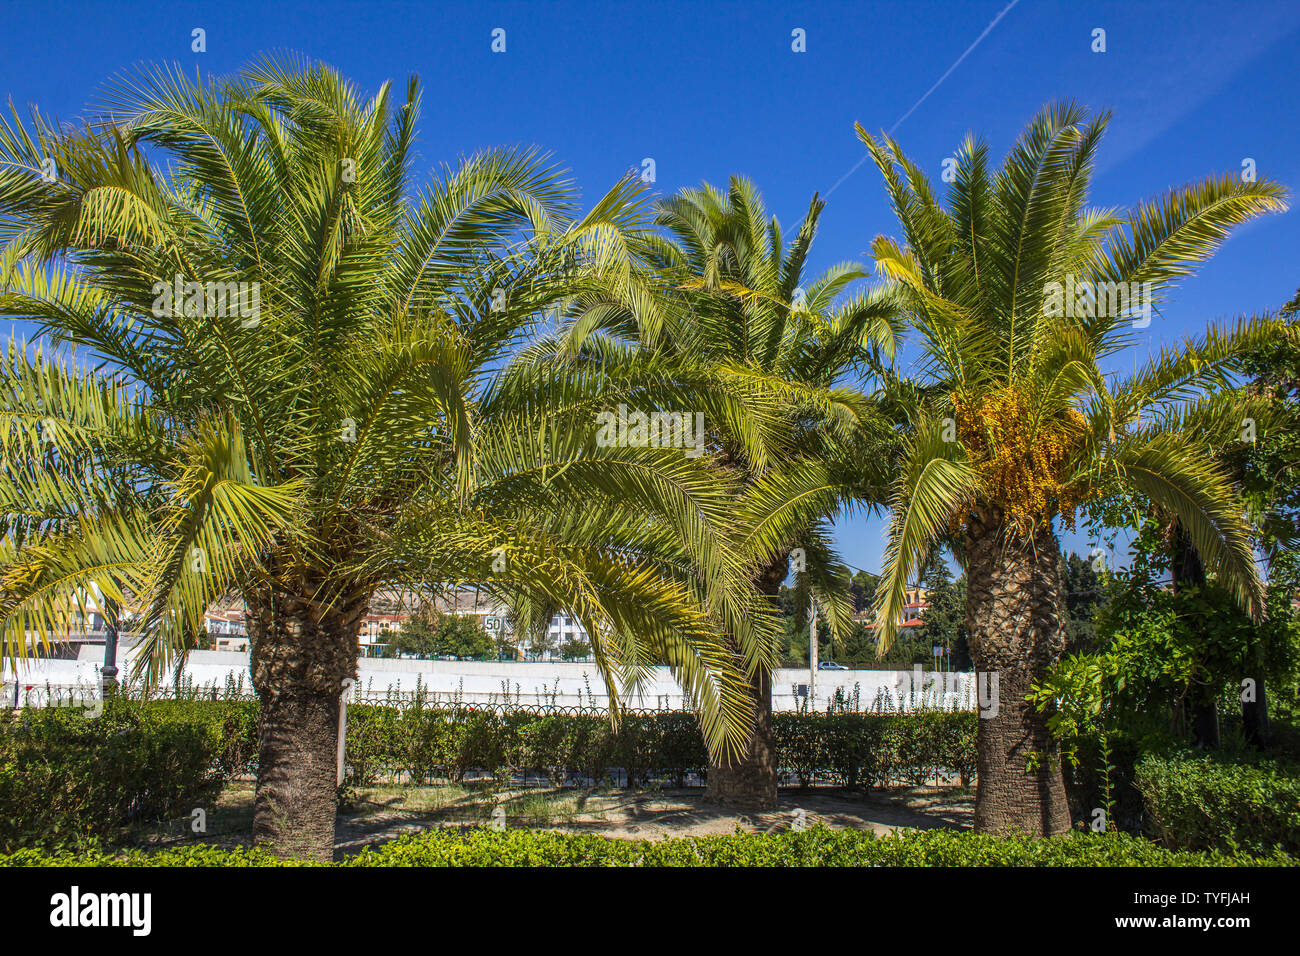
[817,661,848,670]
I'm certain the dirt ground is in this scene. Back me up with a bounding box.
[147,782,973,858]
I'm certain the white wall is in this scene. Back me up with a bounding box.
[2,648,977,712]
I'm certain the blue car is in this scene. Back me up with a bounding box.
[817,661,848,670]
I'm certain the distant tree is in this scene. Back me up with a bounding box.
[849,570,880,614]
[1282,286,1300,317]
[437,615,495,659]
[388,607,493,659]
[917,556,966,668]
[1061,552,1105,654]
[1231,314,1300,735]
[560,636,592,660]
[494,633,519,661]
[827,621,879,668]
[775,584,798,619]
[527,629,558,661]
[388,608,439,659]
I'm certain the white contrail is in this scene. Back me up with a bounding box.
[826,0,1023,197]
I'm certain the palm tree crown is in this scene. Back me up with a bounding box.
[0,58,766,765]
[862,101,1288,647]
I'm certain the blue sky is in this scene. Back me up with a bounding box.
[2,0,1298,577]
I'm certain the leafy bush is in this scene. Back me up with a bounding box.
[1,827,1289,867]
[339,705,973,788]
[775,712,975,788]
[0,698,247,852]
[1135,751,1300,856]
[0,698,981,853]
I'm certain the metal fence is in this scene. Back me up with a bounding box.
[3,679,975,717]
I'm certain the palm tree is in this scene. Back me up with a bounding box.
[861,102,1287,835]
[536,177,901,809]
[0,59,760,859]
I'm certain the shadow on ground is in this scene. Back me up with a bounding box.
[132,782,974,861]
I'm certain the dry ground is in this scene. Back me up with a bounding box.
[139,782,973,859]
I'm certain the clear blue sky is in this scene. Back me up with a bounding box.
[3,0,1298,577]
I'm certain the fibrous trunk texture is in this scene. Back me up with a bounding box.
[246,583,367,862]
[705,554,787,812]
[1169,520,1221,750]
[965,507,1071,836]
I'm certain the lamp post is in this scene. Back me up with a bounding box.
[101,596,119,698]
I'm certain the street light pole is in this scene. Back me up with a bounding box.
[101,595,119,698]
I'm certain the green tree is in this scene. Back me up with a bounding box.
[862,102,1285,835]
[559,636,591,660]
[387,610,439,659]
[1060,552,1105,654]
[830,621,880,668]
[917,555,966,668]
[538,177,900,809]
[848,569,880,614]
[435,614,495,659]
[1239,316,1300,732]
[390,607,494,659]
[1031,570,1300,766]
[0,60,762,859]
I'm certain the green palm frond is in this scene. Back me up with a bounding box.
[863,102,1286,625]
[0,59,771,755]
[872,416,979,652]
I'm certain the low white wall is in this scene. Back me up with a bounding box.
[3,649,977,712]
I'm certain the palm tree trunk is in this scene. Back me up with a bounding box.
[705,664,776,809]
[965,507,1071,836]
[246,585,367,862]
[1242,666,1270,748]
[705,554,787,812]
[1169,520,1220,749]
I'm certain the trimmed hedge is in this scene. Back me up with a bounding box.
[6,696,1297,860]
[0,827,1290,867]
[344,706,977,788]
[0,699,975,851]
[1135,751,1300,856]
[0,699,256,851]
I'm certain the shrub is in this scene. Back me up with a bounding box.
[0,697,981,853]
[1135,750,1300,856]
[1,827,1289,867]
[340,707,973,789]
[0,698,240,852]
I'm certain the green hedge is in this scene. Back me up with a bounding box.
[0,699,257,852]
[7,696,1298,860]
[0,699,975,851]
[1135,751,1300,856]
[4,699,978,792]
[0,827,1289,867]
[343,706,976,788]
